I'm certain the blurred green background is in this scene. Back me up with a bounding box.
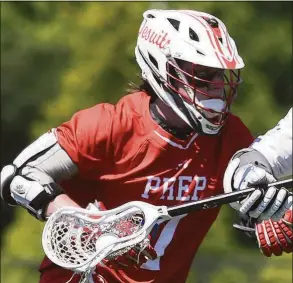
[1,2,292,283]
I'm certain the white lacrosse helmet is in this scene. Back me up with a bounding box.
[135,9,244,135]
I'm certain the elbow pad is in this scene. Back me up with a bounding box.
[1,164,18,205]
[0,130,69,221]
[10,174,64,221]
[1,164,65,221]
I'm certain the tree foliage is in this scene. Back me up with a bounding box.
[1,2,292,283]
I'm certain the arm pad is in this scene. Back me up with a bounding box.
[11,175,64,220]
[1,165,65,221]
[1,164,18,205]
[0,130,77,221]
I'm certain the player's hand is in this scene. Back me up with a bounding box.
[111,235,157,269]
[87,200,158,269]
[234,209,292,257]
[255,208,292,256]
[224,148,292,221]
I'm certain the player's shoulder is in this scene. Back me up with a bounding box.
[62,91,151,135]
[115,91,150,115]
[112,91,152,131]
[70,99,114,119]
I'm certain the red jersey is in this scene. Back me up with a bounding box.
[39,92,254,283]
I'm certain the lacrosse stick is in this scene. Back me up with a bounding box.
[42,178,292,274]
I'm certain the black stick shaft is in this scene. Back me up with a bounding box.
[167,178,292,218]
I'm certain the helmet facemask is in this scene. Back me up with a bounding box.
[165,58,242,128]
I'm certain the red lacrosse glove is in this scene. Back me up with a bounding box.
[255,208,292,257]
[88,200,157,269]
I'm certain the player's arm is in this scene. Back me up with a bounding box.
[1,103,115,221]
[251,107,292,179]
[224,108,292,221]
[0,129,80,221]
[223,108,292,257]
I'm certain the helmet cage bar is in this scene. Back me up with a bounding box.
[166,59,242,101]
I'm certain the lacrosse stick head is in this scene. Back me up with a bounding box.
[42,201,169,273]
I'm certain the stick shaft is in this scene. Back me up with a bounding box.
[167,178,292,217]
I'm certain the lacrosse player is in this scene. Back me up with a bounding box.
[1,10,292,283]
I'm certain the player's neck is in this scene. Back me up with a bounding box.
[150,99,195,139]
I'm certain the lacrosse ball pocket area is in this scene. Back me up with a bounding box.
[95,233,119,253]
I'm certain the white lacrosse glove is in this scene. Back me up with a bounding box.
[224,148,292,221]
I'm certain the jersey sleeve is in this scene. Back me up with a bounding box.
[55,103,115,176]
[251,108,292,179]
